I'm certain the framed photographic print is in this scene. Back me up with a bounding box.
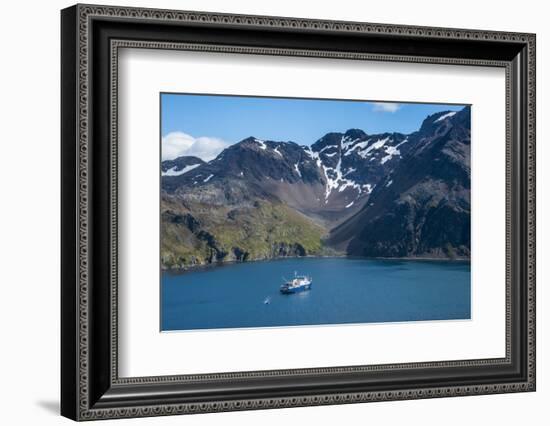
[61,4,536,421]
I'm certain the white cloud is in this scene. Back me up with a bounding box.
[161,132,230,161]
[372,102,401,113]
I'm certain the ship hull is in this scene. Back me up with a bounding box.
[280,283,312,294]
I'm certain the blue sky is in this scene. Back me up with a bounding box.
[161,93,466,161]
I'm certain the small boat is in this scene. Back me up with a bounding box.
[280,272,312,294]
[263,297,271,305]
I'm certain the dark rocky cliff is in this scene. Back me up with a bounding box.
[329,107,471,258]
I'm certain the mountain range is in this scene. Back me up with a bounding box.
[160,106,471,269]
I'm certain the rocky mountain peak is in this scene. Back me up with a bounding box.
[418,109,463,134]
[343,128,368,141]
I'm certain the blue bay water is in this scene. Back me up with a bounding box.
[161,257,471,331]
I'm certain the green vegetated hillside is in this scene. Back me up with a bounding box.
[161,197,327,270]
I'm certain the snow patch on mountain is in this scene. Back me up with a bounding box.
[304,146,322,168]
[379,137,408,164]
[203,174,214,183]
[380,145,401,165]
[338,180,362,193]
[255,138,267,150]
[320,144,338,153]
[322,158,368,202]
[365,183,374,192]
[343,167,356,177]
[341,135,361,150]
[357,137,391,158]
[294,163,302,178]
[162,163,201,176]
[395,137,409,148]
[322,164,338,201]
[344,139,371,156]
[434,111,457,122]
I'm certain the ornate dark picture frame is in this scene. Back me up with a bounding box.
[61,4,536,421]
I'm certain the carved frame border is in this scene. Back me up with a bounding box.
[63,3,535,421]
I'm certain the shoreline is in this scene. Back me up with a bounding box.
[162,254,471,274]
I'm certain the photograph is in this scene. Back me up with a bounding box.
[160,94,472,331]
